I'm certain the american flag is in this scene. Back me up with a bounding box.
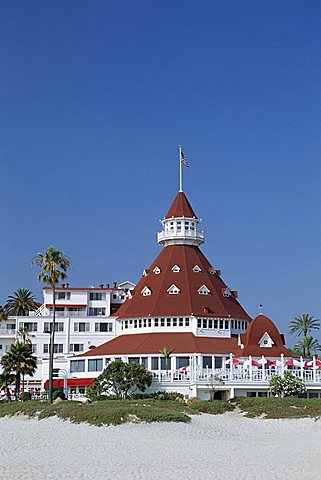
[180,150,189,167]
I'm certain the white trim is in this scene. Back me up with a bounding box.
[167,284,180,295]
[141,286,152,296]
[193,265,201,273]
[171,265,181,273]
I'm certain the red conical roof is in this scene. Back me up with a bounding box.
[234,314,293,357]
[164,192,198,219]
[116,244,251,320]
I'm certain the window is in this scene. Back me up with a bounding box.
[31,344,37,354]
[43,322,64,333]
[219,320,224,329]
[124,320,128,329]
[161,357,170,370]
[202,319,207,329]
[203,356,212,368]
[129,357,140,364]
[167,284,180,295]
[151,357,159,370]
[134,320,138,328]
[43,344,63,354]
[19,322,37,332]
[70,360,85,373]
[70,344,84,352]
[246,392,257,398]
[160,318,165,327]
[148,319,151,327]
[193,265,201,273]
[89,307,106,316]
[258,392,268,398]
[197,318,202,328]
[74,322,90,332]
[177,357,189,369]
[154,318,159,327]
[215,357,223,369]
[213,320,218,329]
[141,286,152,296]
[55,292,71,300]
[223,288,231,297]
[153,266,161,274]
[89,292,106,301]
[173,318,177,326]
[166,318,171,327]
[179,318,184,327]
[113,294,117,299]
[208,319,213,329]
[88,359,103,372]
[141,357,148,368]
[143,319,146,328]
[224,320,229,329]
[198,285,210,295]
[171,265,181,273]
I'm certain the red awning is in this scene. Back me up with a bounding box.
[44,378,94,388]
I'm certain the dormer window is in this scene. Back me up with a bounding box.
[142,269,149,277]
[193,265,201,273]
[172,265,181,273]
[167,284,180,295]
[222,287,231,297]
[209,268,215,275]
[259,332,274,348]
[141,286,152,296]
[153,266,161,274]
[198,285,210,295]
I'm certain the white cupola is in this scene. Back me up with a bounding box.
[157,192,205,247]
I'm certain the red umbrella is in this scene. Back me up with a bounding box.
[285,359,302,367]
[224,358,241,365]
[305,360,321,368]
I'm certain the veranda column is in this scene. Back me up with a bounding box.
[249,355,253,382]
[300,356,304,380]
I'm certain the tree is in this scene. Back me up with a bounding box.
[0,371,15,400]
[205,374,225,401]
[0,306,8,322]
[293,336,321,358]
[33,246,70,404]
[269,371,306,398]
[5,289,38,316]
[1,341,37,400]
[159,346,174,369]
[289,314,320,357]
[17,327,34,390]
[90,360,152,400]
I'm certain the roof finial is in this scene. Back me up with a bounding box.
[259,304,263,315]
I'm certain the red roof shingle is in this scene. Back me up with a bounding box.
[116,245,251,320]
[78,332,239,357]
[165,192,197,219]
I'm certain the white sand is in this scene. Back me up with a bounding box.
[1,413,320,480]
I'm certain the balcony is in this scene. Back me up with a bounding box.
[0,329,16,336]
[158,229,204,246]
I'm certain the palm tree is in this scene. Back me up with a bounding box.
[0,306,7,322]
[160,346,174,369]
[5,289,38,316]
[1,342,37,400]
[32,246,70,403]
[17,327,34,390]
[289,314,320,357]
[293,336,321,358]
[0,371,15,400]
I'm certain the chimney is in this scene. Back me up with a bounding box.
[66,283,69,288]
[106,283,110,289]
[61,283,65,288]
[99,284,104,289]
[113,281,117,288]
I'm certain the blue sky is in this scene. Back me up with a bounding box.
[0,1,320,344]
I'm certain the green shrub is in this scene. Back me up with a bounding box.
[269,371,306,397]
[152,391,184,401]
[53,389,66,400]
[19,392,31,402]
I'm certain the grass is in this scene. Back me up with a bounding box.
[1,397,321,425]
[232,397,321,419]
[0,398,233,426]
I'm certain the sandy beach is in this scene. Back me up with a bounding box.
[1,412,321,480]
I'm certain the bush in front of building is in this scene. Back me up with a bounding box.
[269,371,306,397]
[88,359,153,400]
[19,392,31,402]
[52,389,66,401]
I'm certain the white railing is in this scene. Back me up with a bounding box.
[158,230,205,243]
[0,329,16,336]
[150,368,321,385]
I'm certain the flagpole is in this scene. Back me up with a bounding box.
[179,145,183,192]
